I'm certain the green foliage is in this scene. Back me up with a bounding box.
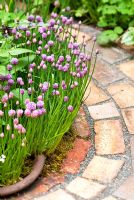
[97,26,123,46]
[121,27,134,45]
[97,0,134,29]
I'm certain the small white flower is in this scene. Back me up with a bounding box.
[0,154,6,163]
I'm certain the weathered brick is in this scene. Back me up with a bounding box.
[83,156,124,184]
[103,196,118,200]
[84,81,109,106]
[108,83,134,108]
[95,120,125,155]
[62,138,91,174]
[114,175,134,200]
[66,177,106,199]
[35,189,75,200]
[73,107,90,137]
[93,60,124,86]
[117,61,134,81]
[88,102,120,120]
[122,108,134,134]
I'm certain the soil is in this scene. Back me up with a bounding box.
[21,126,77,179]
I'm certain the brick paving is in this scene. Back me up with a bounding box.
[9,25,134,200]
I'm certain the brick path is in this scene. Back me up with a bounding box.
[16,25,134,200]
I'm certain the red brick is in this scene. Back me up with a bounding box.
[73,107,90,137]
[62,138,91,174]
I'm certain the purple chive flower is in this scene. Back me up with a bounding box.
[8,92,14,99]
[3,86,10,92]
[36,15,43,22]
[0,110,4,117]
[41,82,49,93]
[41,54,47,61]
[26,30,31,37]
[48,40,54,47]
[17,109,23,117]
[8,79,14,86]
[7,64,12,71]
[42,32,47,39]
[55,90,60,96]
[11,58,18,65]
[64,96,69,102]
[66,55,71,62]
[37,100,44,109]
[24,109,31,117]
[13,118,19,125]
[28,15,35,22]
[8,109,16,117]
[26,102,36,111]
[0,133,4,138]
[5,74,12,80]
[31,110,39,118]
[67,105,74,112]
[20,89,25,95]
[49,19,55,27]
[11,28,16,34]
[1,94,8,103]
[58,56,64,63]
[53,83,59,89]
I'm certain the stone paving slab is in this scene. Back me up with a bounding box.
[66,177,106,199]
[88,102,120,120]
[107,82,134,108]
[35,189,75,200]
[102,196,118,200]
[130,137,134,169]
[93,60,124,86]
[82,156,124,184]
[94,120,125,155]
[122,108,134,134]
[84,81,110,106]
[117,61,134,81]
[114,174,134,200]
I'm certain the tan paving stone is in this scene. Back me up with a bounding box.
[82,156,124,184]
[107,83,134,108]
[66,177,106,199]
[102,196,118,200]
[93,60,124,86]
[114,174,134,200]
[117,61,134,81]
[35,189,75,200]
[122,108,134,134]
[94,120,125,155]
[86,41,127,64]
[84,81,109,106]
[68,28,91,44]
[88,102,120,120]
[130,137,134,169]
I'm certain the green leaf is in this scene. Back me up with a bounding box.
[0,65,8,75]
[114,26,123,35]
[121,27,134,45]
[0,119,6,125]
[9,48,34,56]
[97,30,118,46]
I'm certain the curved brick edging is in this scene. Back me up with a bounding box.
[5,107,91,200]
[5,26,134,200]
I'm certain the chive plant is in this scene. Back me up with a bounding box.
[0,13,97,185]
